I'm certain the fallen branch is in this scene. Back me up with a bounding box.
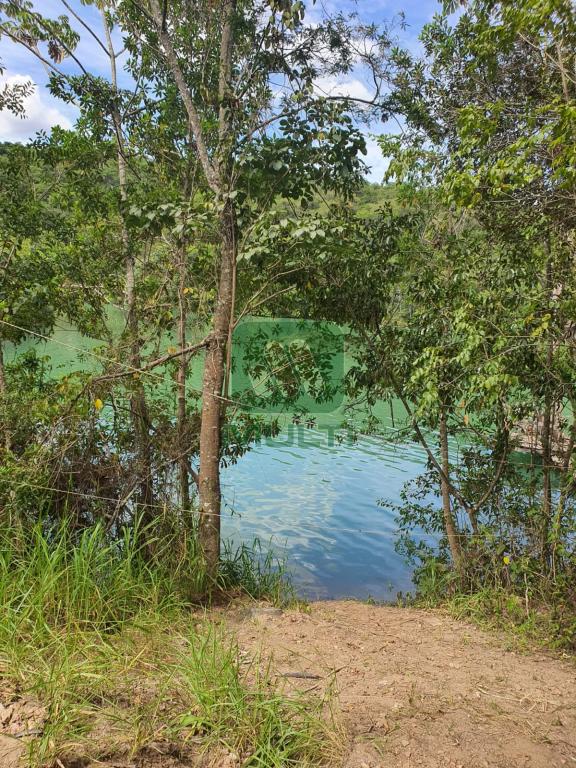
[279,672,322,680]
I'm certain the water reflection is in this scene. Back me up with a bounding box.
[8,321,441,599]
[222,425,439,600]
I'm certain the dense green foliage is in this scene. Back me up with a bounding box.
[375,0,576,645]
[0,0,397,569]
[0,0,576,764]
[0,0,574,667]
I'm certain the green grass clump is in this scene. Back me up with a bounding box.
[177,624,340,766]
[220,537,293,605]
[411,558,576,652]
[446,587,576,651]
[0,521,182,643]
[0,519,334,766]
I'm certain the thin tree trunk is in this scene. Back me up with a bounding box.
[551,401,576,576]
[127,271,155,519]
[102,11,154,521]
[540,394,553,567]
[198,201,236,578]
[0,340,6,398]
[177,243,191,511]
[150,0,237,579]
[540,252,554,569]
[196,0,237,580]
[439,406,463,573]
[0,337,19,536]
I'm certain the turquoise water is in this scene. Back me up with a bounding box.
[221,425,437,599]
[8,318,441,599]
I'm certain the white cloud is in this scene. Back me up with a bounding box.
[314,75,376,103]
[0,74,73,142]
[364,134,390,183]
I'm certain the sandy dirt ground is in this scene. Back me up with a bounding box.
[1,601,575,767]
[232,601,576,768]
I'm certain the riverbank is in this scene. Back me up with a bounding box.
[234,600,576,768]
[2,599,574,767]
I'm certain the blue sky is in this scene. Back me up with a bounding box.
[0,0,442,180]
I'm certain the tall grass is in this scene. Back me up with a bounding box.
[0,519,181,763]
[0,521,181,643]
[0,519,333,766]
[177,623,341,766]
[0,518,287,645]
[411,556,576,651]
[220,537,293,605]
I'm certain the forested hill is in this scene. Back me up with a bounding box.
[304,182,399,217]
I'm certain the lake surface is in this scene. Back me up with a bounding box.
[221,424,438,599]
[8,317,443,600]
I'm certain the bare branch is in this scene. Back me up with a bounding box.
[92,336,213,383]
[59,0,110,58]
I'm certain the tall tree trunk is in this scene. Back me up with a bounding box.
[177,243,191,511]
[540,251,554,569]
[150,0,237,579]
[540,394,553,568]
[198,201,236,578]
[439,406,463,573]
[126,255,155,519]
[551,397,576,576]
[0,339,6,398]
[195,0,237,580]
[102,11,154,521]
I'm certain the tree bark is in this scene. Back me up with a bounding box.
[0,339,6,397]
[102,10,154,521]
[198,200,236,578]
[551,396,576,574]
[177,243,191,511]
[539,251,554,569]
[540,394,553,568]
[149,0,238,580]
[149,0,219,191]
[439,406,463,573]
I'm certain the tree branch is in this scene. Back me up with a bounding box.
[148,0,220,192]
[59,0,109,58]
[93,335,213,383]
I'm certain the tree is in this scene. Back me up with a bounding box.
[110,0,394,576]
[375,0,576,578]
[0,137,114,446]
[388,0,576,240]
[1,0,396,579]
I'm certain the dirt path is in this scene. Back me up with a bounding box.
[232,601,576,768]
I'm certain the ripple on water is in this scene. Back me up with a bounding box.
[221,426,439,600]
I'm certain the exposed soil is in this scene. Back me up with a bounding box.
[0,690,46,768]
[232,601,576,768]
[2,602,575,767]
